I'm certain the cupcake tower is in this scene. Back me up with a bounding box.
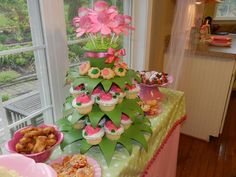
[57,1,152,165]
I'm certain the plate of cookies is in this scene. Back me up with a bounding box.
[50,154,101,177]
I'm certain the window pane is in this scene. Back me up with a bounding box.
[0,0,32,51]
[216,0,236,17]
[0,51,44,135]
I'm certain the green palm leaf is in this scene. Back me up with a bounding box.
[60,129,83,150]
[118,136,133,155]
[99,137,117,165]
[79,139,92,154]
[101,79,113,92]
[88,104,105,127]
[124,127,148,151]
[56,118,73,132]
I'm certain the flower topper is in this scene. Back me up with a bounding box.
[72,0,134,46]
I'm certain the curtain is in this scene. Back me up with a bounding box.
[164,0,204,89]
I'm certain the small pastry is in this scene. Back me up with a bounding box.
[91,85,104,101]
[114,66,127,77]
[110,84,125,103]
[96,92,118,112]
[88,67,101,78]
[114,62,128,69]
[72,93,94,115]
[121,114,133,130]
[69,84,86,97]
[79,62,90,75]
[82,125,104,145]
[101,68,115,79]
[125,84,140,99]
[104,120,124,140]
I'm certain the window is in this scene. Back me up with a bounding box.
[0,0,53,141]
[215,0,236,20]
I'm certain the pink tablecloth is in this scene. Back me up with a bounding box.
[142,116,186,177]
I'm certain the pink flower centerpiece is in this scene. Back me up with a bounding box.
[72,1,134,68]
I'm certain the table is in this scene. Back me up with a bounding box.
[51,88,186,177]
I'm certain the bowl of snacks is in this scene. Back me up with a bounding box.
[6,124,63,163]
[50,154,101,177]
[0,154,57,177]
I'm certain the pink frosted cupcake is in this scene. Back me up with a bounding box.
[125,84,140,99]
[110,85,125,104]
[121,114,133,130]
[104,121,124,140]
[79,61,91,75]
[69,84,86,97]
[91,86,104,101]
[72,93,94,115]
[96,92,118,112]
[82,125,105,145]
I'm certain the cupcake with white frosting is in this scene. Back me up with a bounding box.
[69,84,86,97]
[82,125,104,145]
[121,114,133,130]
[110,85,125,104]
[125,84,140,99]
[72,93,94,115]
[104,121,124,140]
[96,92,118,112]
[91,85,104,101]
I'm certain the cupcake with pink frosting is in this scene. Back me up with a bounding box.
[72,93,94,114]
[70,84,86,97]
[82,125,105,145]
[91,85,104,101]
[110,85,125,104]
[121,114,133,130]
[125,84,140,99]
[104,121,124,140]
[96,92,118,112]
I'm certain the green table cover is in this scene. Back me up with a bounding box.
[51,88,186,177]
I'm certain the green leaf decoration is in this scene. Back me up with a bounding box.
[118,136,133,154]
[99,137,117,165]
[73,77,88,87]
[79,139,92,154]
[122,109,136,121]
[60,129,83,150]
[124,126,148,151]
[104,108,122,126]
[127,69,141,83]
[56,118,73,132]
[88,104,105,127]
[88,58,114,69]
[134,116,151,125]
[68,111,85,124]
[101,79,113,92]
[133,123,152,134]
[85,78,103,93]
